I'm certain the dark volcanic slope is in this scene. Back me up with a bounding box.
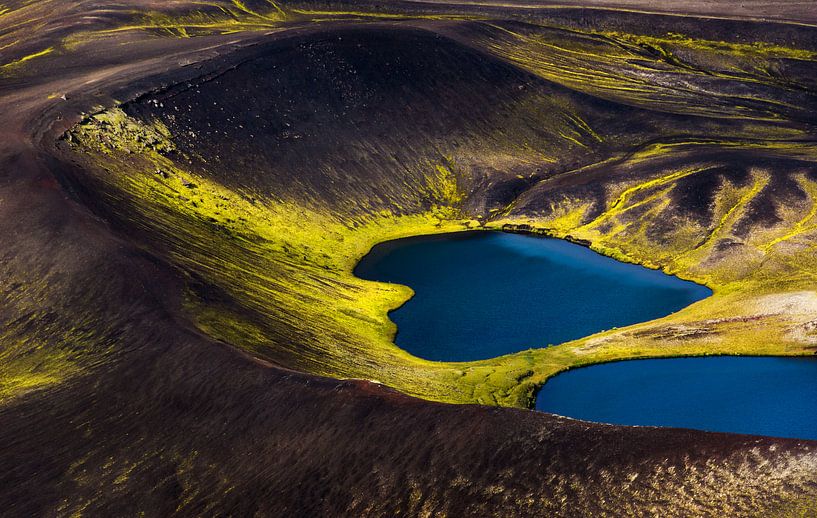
[407,0,817,25]
[122,24,801,214]
[6,345,817,517]
[119,26,723,222]
[2,1,817,517]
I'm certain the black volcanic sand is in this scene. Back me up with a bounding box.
[1,1,817,516]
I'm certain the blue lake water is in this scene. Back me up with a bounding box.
[536,356,817,440]
[354,231,711,362]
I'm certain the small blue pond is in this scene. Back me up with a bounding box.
[354,231,711,361]
[536,356,817,440]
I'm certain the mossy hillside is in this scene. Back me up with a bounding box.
[5,2,817,515]
[68,108,545,406]
[60,21,817,409]
[68,103,817,411]
[112,25,664,229]
[488,141,817,386]
[76,2,287,40]
[119,23,817,225]
[493,140,817,290]
[477,21,817,123]
[0,175,153,404]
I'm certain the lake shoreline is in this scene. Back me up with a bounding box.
[356,230,711,362]
[536,355,817,440]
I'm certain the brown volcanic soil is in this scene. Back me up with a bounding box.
[2,1,817,516]
[409,0,817,26]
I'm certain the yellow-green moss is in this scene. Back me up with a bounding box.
[479,22,817,122]
[66,108,548,406]
[0,46,53,72]
[60,104,817,410]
